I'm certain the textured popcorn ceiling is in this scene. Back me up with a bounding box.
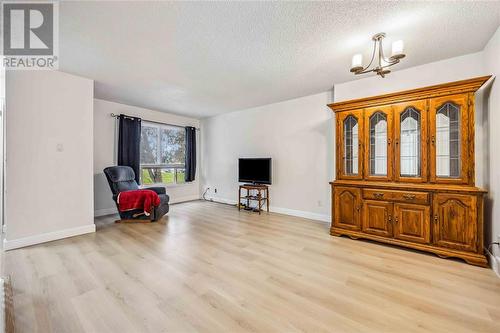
[59,1,500,118]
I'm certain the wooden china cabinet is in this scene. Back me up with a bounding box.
[329,76,491,267]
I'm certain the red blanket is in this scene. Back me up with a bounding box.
[117,190,160,216]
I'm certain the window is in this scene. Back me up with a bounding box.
[140,122,186,185]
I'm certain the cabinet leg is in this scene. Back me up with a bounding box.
[462,256,489,267]
[266,188,269,212]
[258,189,261,214]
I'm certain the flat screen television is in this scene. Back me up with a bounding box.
[238,158,272,184]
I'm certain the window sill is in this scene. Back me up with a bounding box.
[141,182,194,189]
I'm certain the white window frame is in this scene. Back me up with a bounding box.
[140,121,186,186]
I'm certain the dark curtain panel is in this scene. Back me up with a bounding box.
[185,126,196,182]
[118,114,142,184]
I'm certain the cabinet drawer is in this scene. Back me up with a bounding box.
[363,189,429,204]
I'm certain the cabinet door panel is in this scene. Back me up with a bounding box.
[362,200,393,237]
[433,194,477,252]
[429,94,470,184]
[394,100,428,183]
[394,203,430,244]
[334,187,361,231]
[364,106,394,181]
[337,110,364,180]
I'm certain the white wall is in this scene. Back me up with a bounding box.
[94,99,201,216]
[5,71,95,249]
[201,91,334,222]
[483,26,500,270]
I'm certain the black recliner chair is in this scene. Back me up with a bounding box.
[104,166,170,222]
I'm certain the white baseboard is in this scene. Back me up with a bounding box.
[270,206,330,223]
[94,195,201,217]
[170,195,201,204]
[210,197,237,205]
[487,251,500,278]
[4,224,96,251]
[94,207,118,217]
[209,197,331,223]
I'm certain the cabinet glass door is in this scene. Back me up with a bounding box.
[436,103,460,177]
[400,108,420,175]
[430,94,470,184]
[394,100,428,182]
[370,112,387,175]
[344,116,359,175]
[338,110,363,179]
[364,106,393,181]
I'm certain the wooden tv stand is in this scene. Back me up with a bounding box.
[238,184,269,214]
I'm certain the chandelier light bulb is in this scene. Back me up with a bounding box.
[391,40,405,59]
[351,54,363,72]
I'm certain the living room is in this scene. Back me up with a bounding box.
[1,1,500,332]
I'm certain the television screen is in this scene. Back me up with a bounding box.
[238,158,272,184]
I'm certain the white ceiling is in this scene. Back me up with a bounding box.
[59,1,500,118]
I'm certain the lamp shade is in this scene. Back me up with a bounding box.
[351,54,363,69]
[391,40,404,58]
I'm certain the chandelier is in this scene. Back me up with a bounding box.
[350,32,405,78]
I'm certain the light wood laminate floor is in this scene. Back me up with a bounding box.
[5,200,500,332]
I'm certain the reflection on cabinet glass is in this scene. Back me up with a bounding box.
[400,107,421,177]
[436,102,461,178]
[343,116,359,175]
[369,112,388,176]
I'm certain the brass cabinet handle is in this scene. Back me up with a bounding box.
[431,135,435,145]
[403,194,416,200]
[434,214,438,223]
[388,214,392,222]
[373,192,384,199]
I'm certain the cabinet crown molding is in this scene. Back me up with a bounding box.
[328,75,491,112]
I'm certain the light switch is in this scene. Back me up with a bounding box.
[56,143,64,152]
